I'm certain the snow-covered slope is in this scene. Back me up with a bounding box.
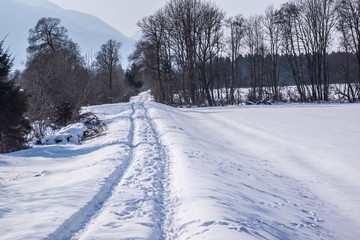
[0,0,135,70]
[0,92,359,239]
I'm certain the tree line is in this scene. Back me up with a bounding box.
[0,17,141,153]
[23,17,140,125]
[130,0,360,105]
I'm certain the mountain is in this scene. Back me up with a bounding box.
[0,0,136,70]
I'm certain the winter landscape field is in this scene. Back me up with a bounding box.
[0,91,359,240]
[2,0,360,238]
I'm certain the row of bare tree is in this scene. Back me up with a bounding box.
[130,0,360,105]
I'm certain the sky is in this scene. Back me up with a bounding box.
[48,0,287,38]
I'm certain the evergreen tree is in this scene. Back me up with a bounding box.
[0,38,31,153]
[0,39,11,79]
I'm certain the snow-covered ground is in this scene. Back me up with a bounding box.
[0,91,359,239]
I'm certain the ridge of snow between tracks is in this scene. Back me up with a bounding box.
[45,101,171,240]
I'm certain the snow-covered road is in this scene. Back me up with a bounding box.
[73,101,168,240]
[1,91,359,239]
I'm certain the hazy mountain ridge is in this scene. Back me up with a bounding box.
[0,0,135,70]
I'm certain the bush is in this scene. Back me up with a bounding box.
[54,101,76,127]
[0,80,32,153]
[0,38,31,153]
[79,112,107,139]
[33,112,107,145]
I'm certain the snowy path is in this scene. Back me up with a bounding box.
[0,102,139,239]
[0,91,359,239]
[39,93,170,239]
[73,101,169,240]
[43,103,137,240]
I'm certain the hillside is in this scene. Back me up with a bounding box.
[0,0,135,70]
[0,92,359,239]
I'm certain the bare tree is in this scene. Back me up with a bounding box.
[264,6,282,101]
[225,15,246,104]
[296,0,338,101]
[136,9,170,103]
[277,0,337,102]
[278,2,309,102]
[337,0,360,84]
[194,1,224,106]
[96,39,122,91]
[166,0,200,105]
[27,17,69,55]
[245,15,267,102]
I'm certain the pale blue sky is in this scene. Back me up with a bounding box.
[48,0,287,37]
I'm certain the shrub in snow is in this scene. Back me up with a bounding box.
[34,112,106,145]
[28,119,56,140]
[79,112,107,139]
[54,101,76,127]
[39,123,88,145]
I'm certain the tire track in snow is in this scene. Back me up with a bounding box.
[44,103,136,240]
[141,102,169,240]
[70,101,169,239]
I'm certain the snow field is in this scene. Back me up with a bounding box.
[148,102,360,239]
[0,91,359,239]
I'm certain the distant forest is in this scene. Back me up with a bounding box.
[130,0,360,105]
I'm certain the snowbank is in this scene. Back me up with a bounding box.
[32,112,106,145]
[39,123,88,145]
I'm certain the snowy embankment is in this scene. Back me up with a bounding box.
[0,91,359,239]
[150,102,360,239]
